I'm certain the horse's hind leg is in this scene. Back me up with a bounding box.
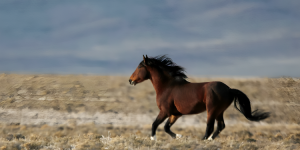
[202,114,215,140]
[164,115,182,139]
[210,112,225,140]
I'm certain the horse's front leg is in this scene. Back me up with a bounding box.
[151,111,167,140]
[164,115,182,139]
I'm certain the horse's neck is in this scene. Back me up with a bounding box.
[149,69,171,95]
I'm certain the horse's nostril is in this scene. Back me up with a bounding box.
[129,79,132,84]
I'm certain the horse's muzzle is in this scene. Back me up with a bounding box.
[129,79,136,86]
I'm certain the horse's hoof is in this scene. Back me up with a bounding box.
[207,137,213,141]
[207,136,213,141]
[150,135,156,140]
[176,134,182,139]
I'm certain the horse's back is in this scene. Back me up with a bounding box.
[206,81,231,95]
[178,81,231,100]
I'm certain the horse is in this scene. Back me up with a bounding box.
[129,55,270,140]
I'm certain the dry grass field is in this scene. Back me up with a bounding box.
[0,73,299,149]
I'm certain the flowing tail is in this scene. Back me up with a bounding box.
[231,89,270,121]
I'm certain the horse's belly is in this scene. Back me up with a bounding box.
[174,99,206,115]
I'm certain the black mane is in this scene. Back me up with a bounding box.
[141,55,189,82]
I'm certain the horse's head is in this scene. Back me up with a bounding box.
[129,55,150,86]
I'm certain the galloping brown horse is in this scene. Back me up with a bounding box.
[129,55,269,140]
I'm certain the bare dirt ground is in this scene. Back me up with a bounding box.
[0,74,299,149]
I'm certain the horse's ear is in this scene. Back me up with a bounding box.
[143,55,148,65]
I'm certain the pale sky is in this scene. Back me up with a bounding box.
[0,0,299,77]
